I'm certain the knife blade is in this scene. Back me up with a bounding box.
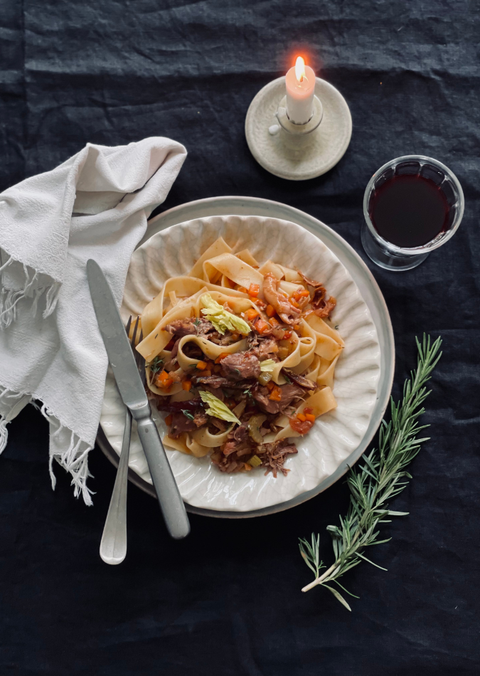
[87,259,190,540]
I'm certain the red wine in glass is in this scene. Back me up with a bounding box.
[369,174,450,248]
[362,156,464,271]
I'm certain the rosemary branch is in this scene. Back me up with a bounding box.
[299,334,442,611]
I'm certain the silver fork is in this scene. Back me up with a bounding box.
[99,316,141,565]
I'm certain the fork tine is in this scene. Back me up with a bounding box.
[125,315,132,338]
[131,316,140,347]
[125,316,146,385]
[136,329,147,387]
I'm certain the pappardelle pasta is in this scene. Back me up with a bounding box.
[134,237,343,477]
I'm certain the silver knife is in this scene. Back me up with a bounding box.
[87,259,190,540]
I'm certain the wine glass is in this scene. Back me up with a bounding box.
[361,155,464,271]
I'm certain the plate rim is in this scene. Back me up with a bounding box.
[97,196,395,519]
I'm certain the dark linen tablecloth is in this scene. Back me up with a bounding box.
[1,1,479,674]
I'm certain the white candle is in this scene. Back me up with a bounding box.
[285,56,315,125]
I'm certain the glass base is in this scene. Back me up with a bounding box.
[361,224,429,271]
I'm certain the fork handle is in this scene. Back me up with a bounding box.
[100,408,132,565]
[137,416,190,539]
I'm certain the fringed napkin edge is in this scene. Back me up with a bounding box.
[0,384,94,506]
[0,246,61,329]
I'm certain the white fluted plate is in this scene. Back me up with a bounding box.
[100,215,381,513]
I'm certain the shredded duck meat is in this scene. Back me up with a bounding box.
[263,273,302,325]
[220,352,261,381]
[169,409,208,438]
[213,430,298,476]
[313,296,336,318]
[297,271,337,319]
[283,369,318,390]
[165,317,214,337]
[222,423,253,457]
[252,383,305,415]
[260,440,298,477]
[247,334,279,360]
[193,375,257,390]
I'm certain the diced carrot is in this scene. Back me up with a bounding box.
[165,414,173,426]
[248,283,260,297]
[304,413,316,422]
[215,352,230,364]
[158,370,171,384]
[182,380,192,391]
[196,360,208,370]
[237,286,248,294]
[269,386,282,401]
[297,413,307,422]
[266,381,275,391]
[245,308,260,321]
[294,289,310,301]
[289,417,314,435]
[289,297,300,309]
[266,304,276,317]
[255,318,271,335]
[156,370,173,390]
[269,316,280,327]
[243,463,252,471]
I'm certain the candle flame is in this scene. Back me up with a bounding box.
[295,56,306,83]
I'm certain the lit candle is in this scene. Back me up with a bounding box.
[285,56,316,124]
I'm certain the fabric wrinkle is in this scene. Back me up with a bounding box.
[0,137,187,504]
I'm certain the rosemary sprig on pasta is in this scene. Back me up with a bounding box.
[299,334,442,611]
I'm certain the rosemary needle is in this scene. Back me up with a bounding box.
[299,334,442,611]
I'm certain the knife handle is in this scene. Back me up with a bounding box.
[136,416,190,539]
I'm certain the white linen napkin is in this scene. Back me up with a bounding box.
[0,137,187,504]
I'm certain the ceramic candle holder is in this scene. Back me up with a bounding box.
[245,76,352,181]
[275,94,324,150]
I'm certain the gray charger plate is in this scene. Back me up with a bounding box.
[96,196,395,518]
